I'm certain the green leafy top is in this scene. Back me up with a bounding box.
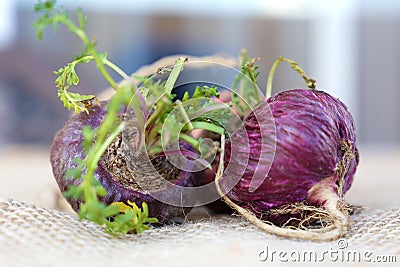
[183,85,231,134]
[231,50,317,114]
[34,1,229,235]
[231,50,264,115]
[265,56,316,98]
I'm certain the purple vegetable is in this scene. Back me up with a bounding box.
[50,102,197,224]
[217,89,359,240]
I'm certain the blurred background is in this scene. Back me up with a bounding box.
[1,0,399,148]
[0,0,399,208]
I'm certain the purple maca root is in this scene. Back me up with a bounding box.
[50,102,197,224]
[216,89,359,241]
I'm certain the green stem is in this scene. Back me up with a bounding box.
[103,58,145,134]
[147,125,162,147]
[179,133,200,150]
[147,145,163,156]
[81,119,124,217]
[104,58,131,81]
[89,123,124,170]
[176,100,193,131]
[92,50,119,90]
[75,53,145,133]
[266,56,316,99]
[56,15,91,45]
[164,57,187,94]
[85,88,127,171]
[244,62,262,103]
[266,57,282,99]
[145,58,189,146]
[191,121,225,135]
[146,100,167,135]
[232,50,262,113]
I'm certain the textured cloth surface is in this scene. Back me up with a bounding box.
[0,199,399,267]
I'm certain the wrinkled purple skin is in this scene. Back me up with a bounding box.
[223,89,359,218]
[50,103,196,224]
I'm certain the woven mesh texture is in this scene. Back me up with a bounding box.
[1,199,399,267]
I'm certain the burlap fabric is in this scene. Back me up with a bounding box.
[1,56,399,266]
[0,198,399,267]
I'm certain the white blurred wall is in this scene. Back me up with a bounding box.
[2,0,399,147]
